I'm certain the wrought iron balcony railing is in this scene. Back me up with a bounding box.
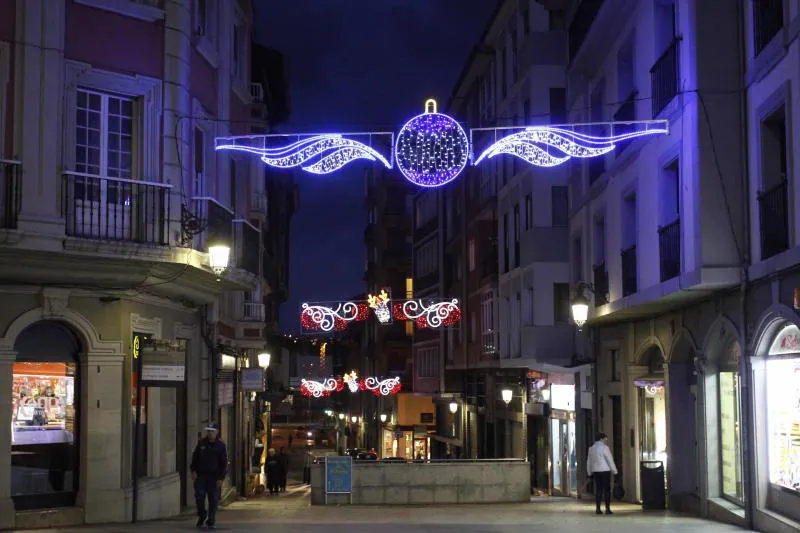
[658,218,681,282]
[0,159,21,229]
[621,245,637,297]
[758,180,789,259]
[242,302,265,322]
[63,171,170,245]
[650,39,679,117]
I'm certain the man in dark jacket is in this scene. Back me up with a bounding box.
[190,422,228,529]
[278,447,289,492]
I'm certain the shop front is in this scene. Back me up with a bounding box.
[548,383,577,497]
[752,320,800,527]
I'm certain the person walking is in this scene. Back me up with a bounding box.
[278,447,290,492]
[190,422,228,529]
[587,432,618,515]
[266,448,281,495]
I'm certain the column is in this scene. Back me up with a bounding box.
[81,352,126,524]
[0,346,16,530]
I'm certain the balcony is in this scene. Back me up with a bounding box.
[753,0,783,55]
[251,82,265,105]
[186,196,234,250]
[63,171,170,245]
[592,263,608,306]
[758,180,789,259]
[621,245,638,297]
[234,219,261,276]
[481,255,498,281]
[650,39,679,117]
[241,302,265,322]
[0,160,21,229]
[658,219,681,282]
[482,331,499,360]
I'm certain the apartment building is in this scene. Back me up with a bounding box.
[564,0,800,532]
[363,167,416,453]
[0,0,291,528]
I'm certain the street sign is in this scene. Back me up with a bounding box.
[325,456,352,500]
[241,368,265,391]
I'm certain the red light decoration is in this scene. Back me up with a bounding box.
[298,372,401,398]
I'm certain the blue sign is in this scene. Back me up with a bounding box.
[325,456,352,494]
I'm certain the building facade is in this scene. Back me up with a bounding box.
[565,0,800,532]
[0,0,291,528]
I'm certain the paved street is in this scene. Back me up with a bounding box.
[18,486,753,533]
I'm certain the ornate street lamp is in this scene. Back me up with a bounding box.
[338,413,345,421]
[380,413,388,423]
[257,352,271,369]
[208,241,231,276]
[501,388,513,405]
[449,402,458,414]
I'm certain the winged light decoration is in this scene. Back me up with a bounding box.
[472,121,669,168]
[215,133,394,176]
[215,99,669,187]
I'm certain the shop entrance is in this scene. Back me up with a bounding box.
[550,416,576,496]
[11,320,82,511]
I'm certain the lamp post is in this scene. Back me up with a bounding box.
[380,413,387,424]
[500,385,527,461]
[501,388,513,405]
[449,402,458,441]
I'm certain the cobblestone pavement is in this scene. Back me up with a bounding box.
[19,486,752,533]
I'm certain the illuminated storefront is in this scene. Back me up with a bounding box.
[718,341,744,504]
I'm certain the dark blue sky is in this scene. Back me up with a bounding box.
[255,1,495,332]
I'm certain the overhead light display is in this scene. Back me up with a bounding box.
[300,372,402,398]
[215,98,669,188]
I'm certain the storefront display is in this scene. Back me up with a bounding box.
[12,363,76,446]
[719,340,744,503]
[766,356,800,493]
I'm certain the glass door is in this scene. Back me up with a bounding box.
[568,420,577,495]
[551,418,562,493]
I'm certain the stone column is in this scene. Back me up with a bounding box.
[0,346,16,530]
[81,352,126,524]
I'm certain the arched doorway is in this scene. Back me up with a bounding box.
[634,345,668,506]
[10,320,82,510]
[667,334,699,511]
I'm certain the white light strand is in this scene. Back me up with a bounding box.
[401,298,460,328]
[301,302,360,332]
[362,376,402,396]
[300,378,339,398]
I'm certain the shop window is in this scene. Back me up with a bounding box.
[11,321,82,510]
[766,324,800,494]
[719,341,744,504]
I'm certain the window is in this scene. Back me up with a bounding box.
[610,349,621,381]
[232,22,245,83]
[513,293,521,357]
[622,192,637,249]
[470,312,477,342]
[503,213,510,273]
[522,4,530,35]
[414,239,439,277]
[193,127,205,197]
[514,204,520,268]
[553,283,571,323]
[525,194,533,230]
[415,193,437,228]
[195,0,208,36]
[551,186,568,226]
[523,287,534,326]
[594,217,606,265]
[76,89,134,180]
[481,291,496,355]
[500,40,507,98]
[229,159,238,214]
[549,10,565,30]
[511,30,518,82]
[468,239,476,271]
[523,99,531,124]
[617,35,635,101]
[572,235,583,283]
[549,88,566,124]
[759,106,789,259]
[661,159,680,226]
[720,341,744,503]
[416,346,438,378]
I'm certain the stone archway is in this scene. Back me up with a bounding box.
[0,296,124,529]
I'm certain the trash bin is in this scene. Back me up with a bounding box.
[640,460,666,510]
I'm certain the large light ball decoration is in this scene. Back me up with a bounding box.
[395,99,470,188]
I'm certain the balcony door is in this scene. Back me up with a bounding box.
[72,89,135,239]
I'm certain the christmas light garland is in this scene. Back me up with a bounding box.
[301,296,461,332]
[299,371,402,398]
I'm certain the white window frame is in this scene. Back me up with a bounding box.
[468,239,476,271]
[74,0,164,22]
[64,60,163,183]
[194,0,218,68]
[481,290,496,355]
[192,98,216,198]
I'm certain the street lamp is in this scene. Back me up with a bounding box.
[449,402,458,414]
[338,413,345,420]
[501,388,513,405]
[571,292,590,328]
[257,352,271,369]
[380,413,387,423]
[324,409,333,417]
[351,415,358,424]
[208,241,231,276]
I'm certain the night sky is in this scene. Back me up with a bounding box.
[254,1,496,332]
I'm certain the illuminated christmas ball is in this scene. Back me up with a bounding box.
[395,99,470,188]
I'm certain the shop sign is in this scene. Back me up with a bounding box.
[550,384,575,411]
[241,368,265,391]
[140,341,186,385]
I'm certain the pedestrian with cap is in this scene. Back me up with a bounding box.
[190,422,228,529]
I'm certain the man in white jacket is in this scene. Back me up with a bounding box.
[586,432,618,515]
